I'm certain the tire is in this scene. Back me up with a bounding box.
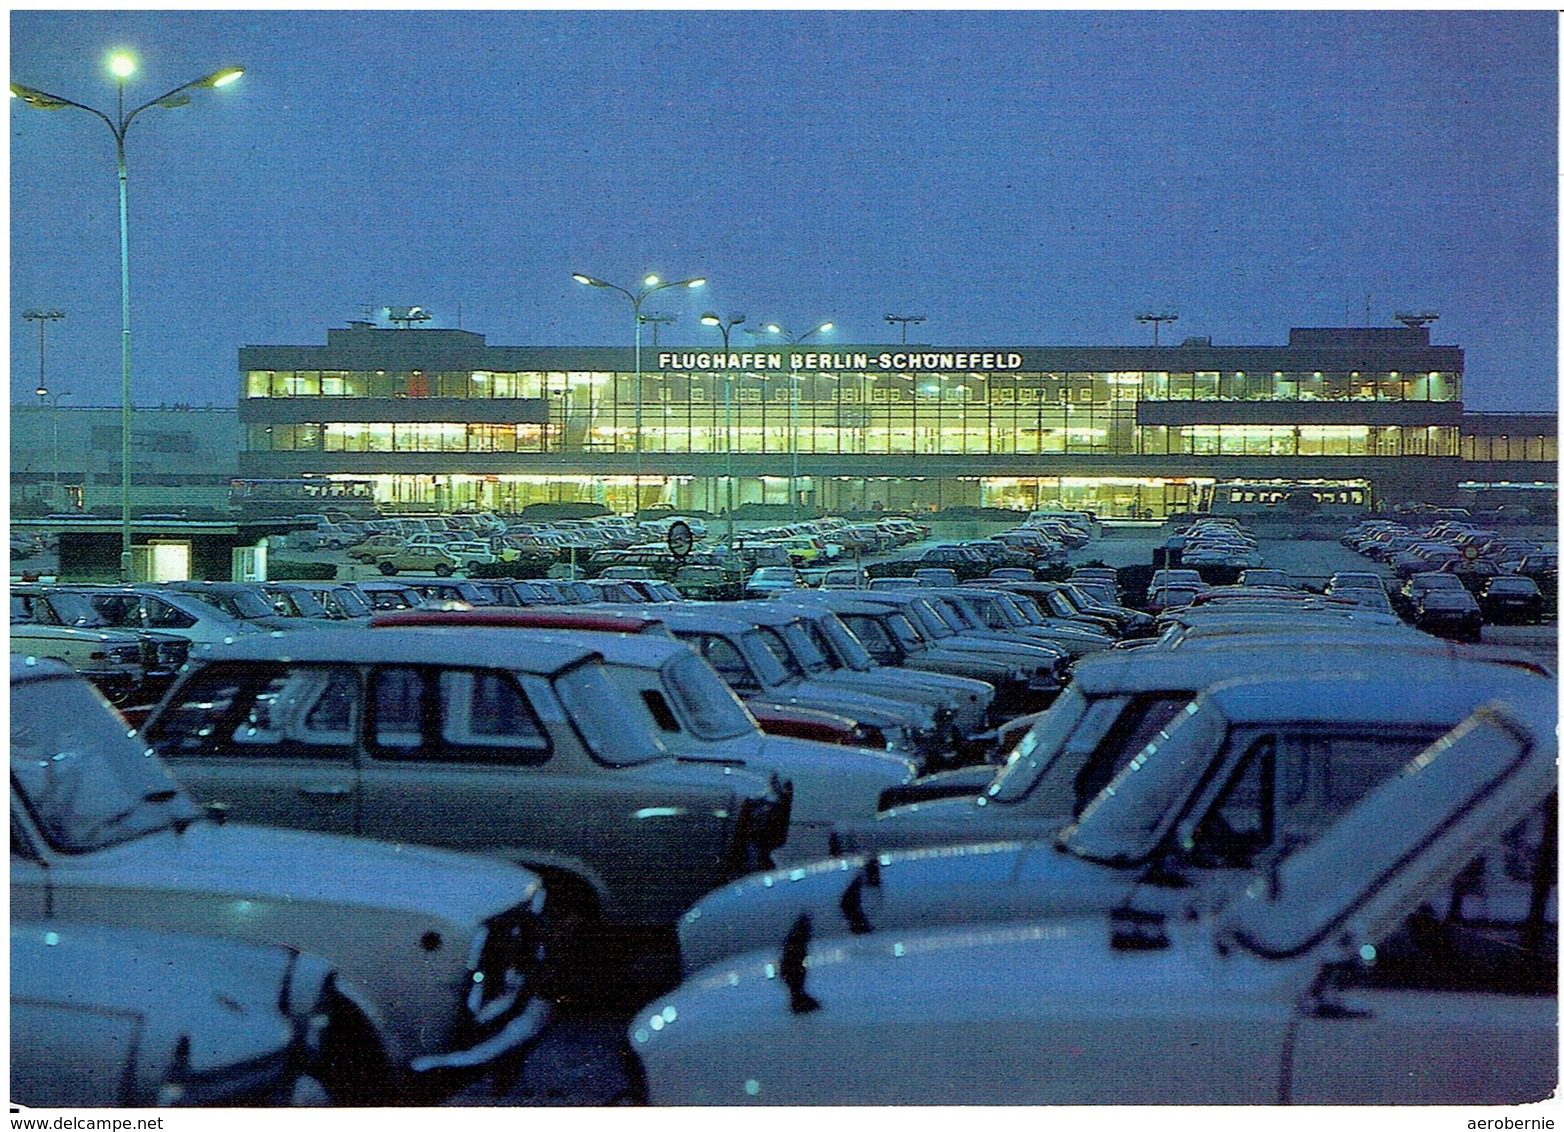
[328,539,343,550]
[434,562,454,577]
[379,561,398,575]
[315,992,395,1106]
[467,561,483,573]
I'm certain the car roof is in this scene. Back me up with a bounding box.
[371,608,671,635]
[1196,669,1550,729]
[189,627,602,674]
[1073,638,1552,695]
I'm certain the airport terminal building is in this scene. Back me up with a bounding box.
[234,321,1555,518]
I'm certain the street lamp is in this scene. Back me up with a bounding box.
[700,311,746,548]
[748,321,833,519]
[13,54,243,580]
[572,273,706,514]
[34,388,73,506]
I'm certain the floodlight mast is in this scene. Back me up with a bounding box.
[884,314,926,344]
[1135,312,1179,346]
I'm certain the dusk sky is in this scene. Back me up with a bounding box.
[10,9,1558,411]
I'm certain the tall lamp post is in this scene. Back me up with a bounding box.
[700,311,746,548]
[572,273,706,514]
[13,53,243,580]
[749,321,832,519]
[34,387,73,505]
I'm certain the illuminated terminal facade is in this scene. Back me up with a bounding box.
[236,322,1555,518]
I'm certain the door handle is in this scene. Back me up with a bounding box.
[299,784,351,798]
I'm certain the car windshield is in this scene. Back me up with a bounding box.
[985,687,1092,803]
[840,614,899,663]
[271,588,328,617]
[933,597,980,631]
[663,651,756,741]
[550,662,667,767]
[1000,593,1046,626]
[199,589,278,620]
[12,674,199,853]
[751,627,805,680]
[816,615,876,671]
[902,601,951,640]
[1060,702,1226,865]
[780,622,834,675]
[328,587,371,617]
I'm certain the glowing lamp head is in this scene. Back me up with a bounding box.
[700,313,721,326]
[644,275,661,287]
[109,52,136,79]
[208,67,243,88]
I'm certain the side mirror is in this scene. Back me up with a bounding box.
[204,801,231,826]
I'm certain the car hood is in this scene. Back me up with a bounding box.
[677,838,1130,975]
[831,793,1054,854]
[67,820,542,925]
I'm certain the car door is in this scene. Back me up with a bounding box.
[355,665,623,897]
[1287,802,1556,1103]
[148,662,359,835]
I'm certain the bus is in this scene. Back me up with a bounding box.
[1197,480,1371,518]
[229,478,379,517]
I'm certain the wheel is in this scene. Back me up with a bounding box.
[468,561,483,573]
[434,562,454,577]
[328,539,344,550]
[379,561,398,575]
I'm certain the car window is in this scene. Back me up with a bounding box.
[145,598,199,630]
[147,663,287,757]
[231,666,360,756]
[1339,800,1556,995]
[1072,694,1195,815]
[369,666,551,764]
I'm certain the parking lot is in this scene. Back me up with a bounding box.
[9,515,1551,1106]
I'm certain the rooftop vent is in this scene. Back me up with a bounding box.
[1179,336,1212,348]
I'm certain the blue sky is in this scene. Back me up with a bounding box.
[10,9,1558,409]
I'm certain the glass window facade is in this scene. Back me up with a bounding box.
[236,329,1549,518]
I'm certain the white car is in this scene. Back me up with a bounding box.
[631,699,1557,1104]
[11,657,553,1103]
[673,666,1554,975]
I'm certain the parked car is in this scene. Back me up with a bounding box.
[744,566,804,599]
[10,584,191,700]
[13,922,332,1106]
[828,639,1555,857]
[11,657,553,1103]
[165,581,323,632]
[371,608,917,862]
[1478,575,1547,625]
[674,665,1553,976]
[9,615,146,703]
[139,629,791,972]
[653,606,949,769]
[1412,586,1484,642]
[375,543,462,576]
[633,699,1557,1104]
[61,585,266,646]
